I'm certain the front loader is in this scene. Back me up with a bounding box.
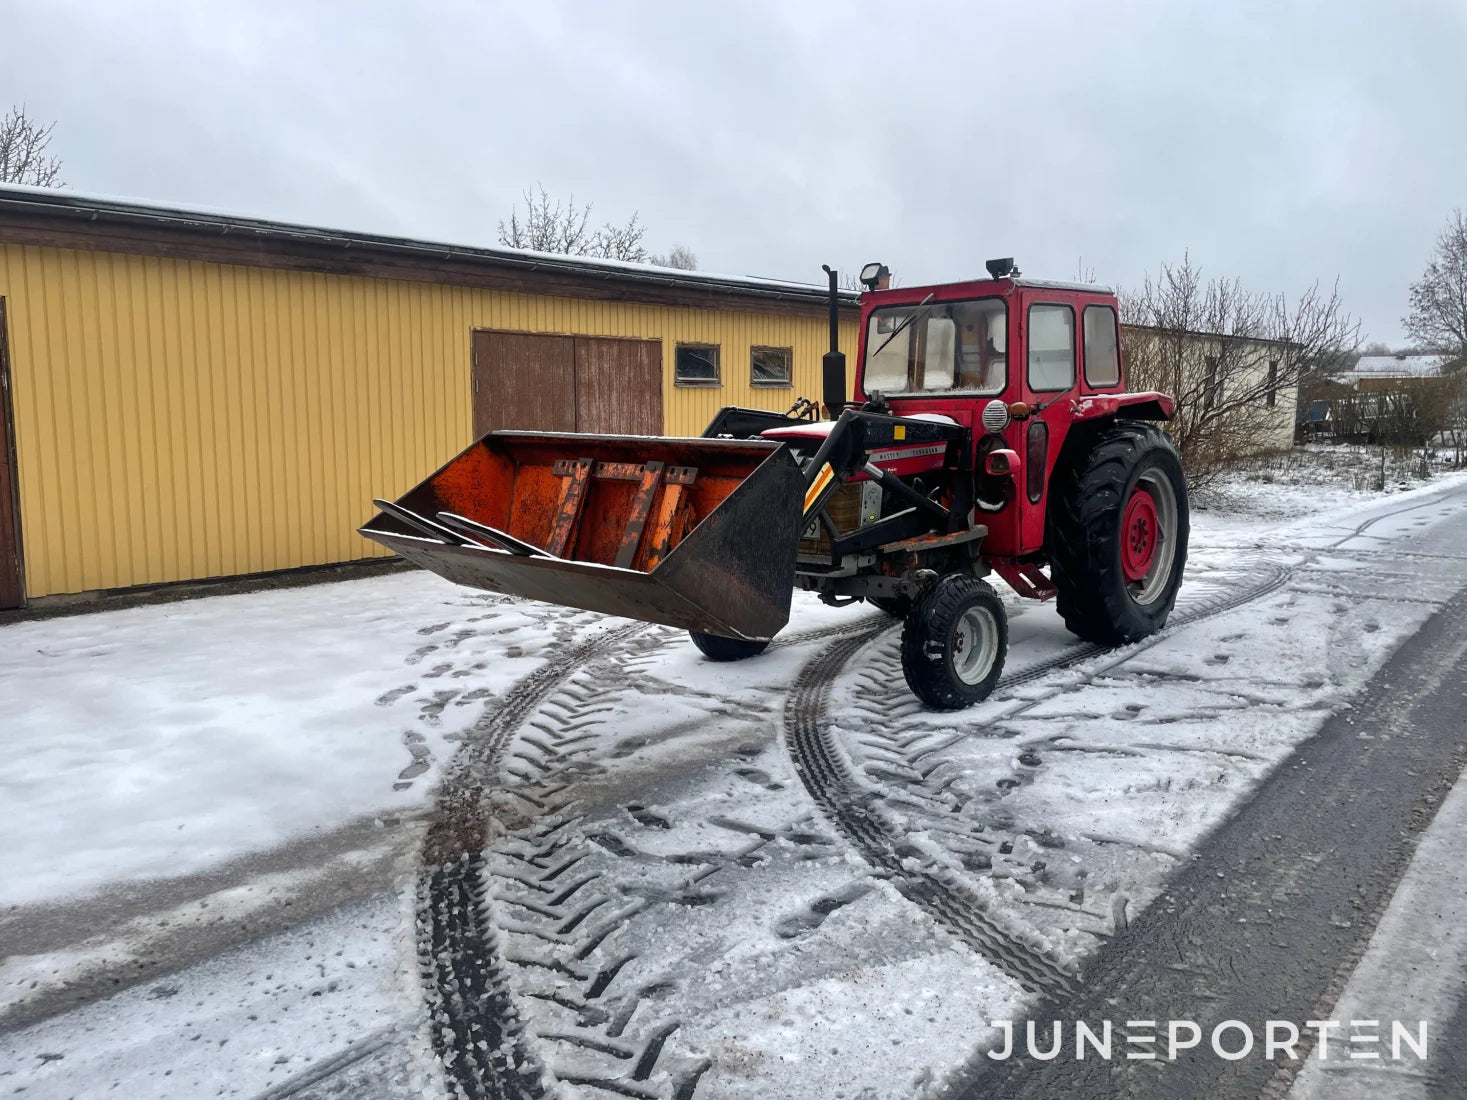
[362,259,1189,709]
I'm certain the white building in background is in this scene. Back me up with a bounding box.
[1122,325,1299,455]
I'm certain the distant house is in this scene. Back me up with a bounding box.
[1332,353,1461,391]
[1318,353,1467,445]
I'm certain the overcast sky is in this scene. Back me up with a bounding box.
[3,0,1464,343]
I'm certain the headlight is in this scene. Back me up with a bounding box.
[981,398,1011,434]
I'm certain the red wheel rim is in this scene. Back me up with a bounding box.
[1121,486,1160,582]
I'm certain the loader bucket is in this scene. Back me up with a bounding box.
[360,432,806,640]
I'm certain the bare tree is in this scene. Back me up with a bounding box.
[0,105,64,187]
[649,244,697,270]
[1401,372,1467,474]
[595,212,648,262]
[497,184,650,262]
[1122,254,1359,483]
[1404,210,1467,362]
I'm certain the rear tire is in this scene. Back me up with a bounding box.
[1047,421,1189,645]
[689,631,770,661]
[900,575,1007,710]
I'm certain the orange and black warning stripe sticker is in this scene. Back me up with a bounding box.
[803,463,835,514]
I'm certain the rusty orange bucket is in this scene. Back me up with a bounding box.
[360,432,805,640]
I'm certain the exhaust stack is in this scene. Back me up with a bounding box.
[820,264,846,418]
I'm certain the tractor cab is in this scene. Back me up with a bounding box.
[760,262,1175,597]
[850,268,1170,562]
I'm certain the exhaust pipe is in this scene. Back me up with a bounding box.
[820,264,846,418]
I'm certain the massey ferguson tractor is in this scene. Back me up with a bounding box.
[362,260,1189,709]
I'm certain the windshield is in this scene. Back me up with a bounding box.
[862,298,1008,396]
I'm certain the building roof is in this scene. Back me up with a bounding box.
[1121,321,1296,348]
[1346,353,1453,378]
[0,183,861,317]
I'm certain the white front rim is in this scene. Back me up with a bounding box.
[953,605,1000,685]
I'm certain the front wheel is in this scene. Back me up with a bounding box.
[689,631,770,661]
[900,575,1008,710]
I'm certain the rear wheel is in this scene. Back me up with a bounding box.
[900,574,1007,710]
[1047,421,1189,645]
[689,632,770,661]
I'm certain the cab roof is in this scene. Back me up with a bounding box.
[866,276,1117,300]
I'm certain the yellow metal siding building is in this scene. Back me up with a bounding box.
[0,189,858,605]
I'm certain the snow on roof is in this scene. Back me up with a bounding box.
[0,182,859,303]
[1348,353,1453,378]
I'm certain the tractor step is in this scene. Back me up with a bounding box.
[992,560,1059,601]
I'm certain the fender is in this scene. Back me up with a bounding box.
[1069,391,1175,422]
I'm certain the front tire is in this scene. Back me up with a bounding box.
[1047,422,1189,645]
[900,575,1008,710]
[689,631,770,661]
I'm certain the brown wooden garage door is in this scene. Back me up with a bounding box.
[0,300,23,609]
[472,331,662,437]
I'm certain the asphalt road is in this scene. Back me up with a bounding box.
[947,580,1467,1099]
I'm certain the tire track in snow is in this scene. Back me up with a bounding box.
[282,611,887,1100]
[784,625,1079,996]
[782,555,1296,996]
[416,619,651,1100]
[410,615,885,1100]
[441,615,884,1099]
[790,487,1467,998]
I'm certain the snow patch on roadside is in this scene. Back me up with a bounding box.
[0,571,599,908]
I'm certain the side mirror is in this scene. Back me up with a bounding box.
[984,448,1021,477]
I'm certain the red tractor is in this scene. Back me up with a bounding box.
[363,260,1189,709]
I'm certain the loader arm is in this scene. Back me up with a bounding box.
[792,409,974,546]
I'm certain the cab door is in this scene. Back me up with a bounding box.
[1017,295,1081,553]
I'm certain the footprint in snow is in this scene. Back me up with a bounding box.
[773,882,873,939]
[375,684,415,706]
[735,767,785,791]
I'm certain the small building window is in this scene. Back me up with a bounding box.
[751,346,792,387]
[1266,359,1278,407]
[675,343,720,386]
[1082,306,1120,388]
[1203,355,1220,411]
[1027,304,1075,392]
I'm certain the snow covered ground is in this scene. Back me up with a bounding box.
[4,463,1467,1099]
[0,577,608,909]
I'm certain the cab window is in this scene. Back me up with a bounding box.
[1028,304,1075,392]
[863,298,1007,396]
[1083,305,1120,388]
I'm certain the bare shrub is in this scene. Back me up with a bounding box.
[1121,254,1359,486]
